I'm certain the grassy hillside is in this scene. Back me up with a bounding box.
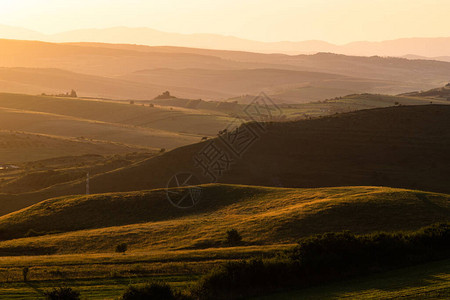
[0,184,448,254]
[0,152,153,194]
[324,92,450,108]
[0,130,141,163]
[401,83,450,100]
[45,105,450,195]
[0,92,234,136]
[0,92,234,153]
[0,104,448,216]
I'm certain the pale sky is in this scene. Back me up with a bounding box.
[0,0,449,44]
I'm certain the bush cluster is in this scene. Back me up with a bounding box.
[44,287,80,300]
[190,223,450,299]
[122,283,176,300]
[115,223,449,299]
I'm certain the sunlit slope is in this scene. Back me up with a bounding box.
[331,93,450,106]
[0,106,197,151]
[0,93,233,135]
[0,93,234,150]
[0,184,448,254]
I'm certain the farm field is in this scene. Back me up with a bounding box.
[0,245,448,299]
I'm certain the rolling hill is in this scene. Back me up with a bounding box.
[1,39,450,101]
[0,184,448,254]
[0,104,448,217]
[2,25,450,57]
[401,83,450,100]
[0,67,230,100]
[65,104,450,195]
[0,92,234,153]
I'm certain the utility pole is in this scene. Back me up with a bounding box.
[86,172,90,195]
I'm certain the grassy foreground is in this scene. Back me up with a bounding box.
[0,247,448,299]
[0,245,289,299]
[258,259,450,300]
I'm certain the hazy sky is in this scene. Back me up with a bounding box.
[0,0,449,44]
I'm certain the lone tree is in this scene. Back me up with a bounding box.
[22,267,29,282]
[70,89,77,98]
[115,243,128,253]
[226,229,242,246]
[154,91,175,100]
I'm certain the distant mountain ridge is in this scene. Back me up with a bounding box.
[1,24,449,58]
[1,39,449,101]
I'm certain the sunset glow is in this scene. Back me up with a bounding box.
[0,0,449,43]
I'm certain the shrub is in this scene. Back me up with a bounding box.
[192,223,450,299]
[226,229,242,246]
[43,287,80,300]
[191,259,297,299]
[122,283,176,300]
[116,243,128,253]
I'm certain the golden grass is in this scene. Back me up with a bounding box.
[0,184,448,254]
[0,92,233,139]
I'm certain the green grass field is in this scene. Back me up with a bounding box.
[0,250,448,299]
[258,259,450,299]
[0,245,290,299]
